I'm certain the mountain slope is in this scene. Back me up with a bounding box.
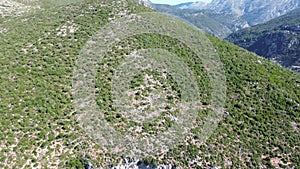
[0,0,40,19]
[0,0,152,168]
[152,4,248,38]
[197,0,300,25]
[152,0,300,38]
[0,0,87,19]
[0,0,299,168]
[226,9,300,73]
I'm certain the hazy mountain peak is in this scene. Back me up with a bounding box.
[135,0,152,7]
[174,1,208,10]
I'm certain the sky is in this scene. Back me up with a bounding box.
[150,0,212,5]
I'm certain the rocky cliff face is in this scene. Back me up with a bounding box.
[209,0,300,25]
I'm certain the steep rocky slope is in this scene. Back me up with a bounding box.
[227,9,300,73]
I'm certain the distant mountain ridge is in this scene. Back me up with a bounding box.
[226,8,300,73]
[151,0,300,38]
[170,0,300,25]
[207,0,300,25]
[174,1,208,10]
[173,2,194,8]
[151,3,249,38]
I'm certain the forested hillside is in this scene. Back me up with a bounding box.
[0,0,299,168]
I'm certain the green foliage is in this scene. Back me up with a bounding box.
[0,0,299,168]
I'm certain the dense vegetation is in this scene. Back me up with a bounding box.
[0,0,299,168]
[226,8,300,73]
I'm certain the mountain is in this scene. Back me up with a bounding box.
[179,0,300,26]
[173,1,208,10]
[151,0,300,39]
[226,9,300,73]
[163,0,300,38]
[173,2,194,9]
[134,0,152,7]
[152,4,249,38]
[0,0,299,168]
